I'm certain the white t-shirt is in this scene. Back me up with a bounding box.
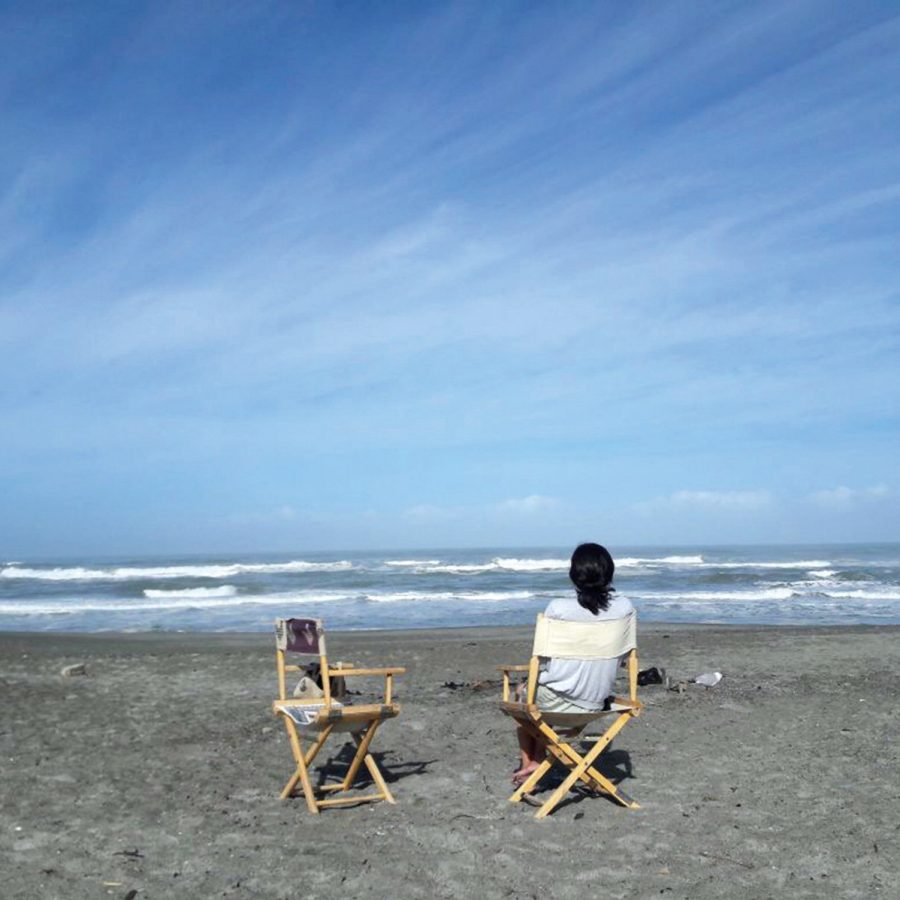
[537,593,634,710]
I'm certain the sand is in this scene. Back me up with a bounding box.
[2,624,898,899]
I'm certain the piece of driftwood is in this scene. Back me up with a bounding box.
[442,679,501,692]
[61,663,87,677]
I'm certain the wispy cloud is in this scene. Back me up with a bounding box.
[404,496,561,521]
[808,485,892,507]
[1,2,899,551]
[635,490,775,514]
[495,495,560,515]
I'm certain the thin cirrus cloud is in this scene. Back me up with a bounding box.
[404,496,560,522]
[635,490,775,514]
[809,485,892,507]
[1,2,899,553]
[495,496,561,515]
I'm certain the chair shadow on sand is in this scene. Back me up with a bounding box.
[312,744,436,792]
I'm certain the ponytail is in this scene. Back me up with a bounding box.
[569,543,616,615]
[575,584,614,614]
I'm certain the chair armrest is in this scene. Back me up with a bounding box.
[498,664,530,702]
[610,696,643,714]
[327,667,405,677]
[328,666,405,704]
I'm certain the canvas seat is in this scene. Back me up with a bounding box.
[498,611,643,818]
[273,617,405,813]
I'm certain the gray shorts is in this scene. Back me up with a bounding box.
[534,683,602,715]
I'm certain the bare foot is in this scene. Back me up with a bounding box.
[511,762,539,785]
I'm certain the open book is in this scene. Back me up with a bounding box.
[278,701,343,726]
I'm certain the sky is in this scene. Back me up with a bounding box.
[1,0,899,557]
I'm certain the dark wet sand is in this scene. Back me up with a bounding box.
[2,624,899,899]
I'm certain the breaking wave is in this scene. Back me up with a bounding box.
[643,587,795,602]
[384,559,441,567]
[2,546,896,629]
[706,560,832,570]
[641,586,900,603]
[414,558,569,574]
[0,560,354,581]
[617,555,705,566]
[143,586,238,599]
[365,590,537,603]
[0,588,542,616]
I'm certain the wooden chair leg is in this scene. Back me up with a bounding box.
[540,739,605,793]
[533,714,637,818]
[534,736,606,819]
[342,722,380,791]
[280,717,305,798]
[533,720,597,787]
[280,768,302,800]
[304,725,334,766]
[577,767,639,809]
[509,758,552,802]
[507,719,603,802]
[504,719,551,800]
[353,733,396,803]
[573,716,639,809]
[278,715,398,813]
[539,714,629,792]
[281,719,319,813]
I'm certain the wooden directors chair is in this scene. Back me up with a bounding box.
[273,617,405,814]
[498,611,643,819]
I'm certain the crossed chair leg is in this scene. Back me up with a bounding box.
[509,712,639,819]
[279,718,396,814]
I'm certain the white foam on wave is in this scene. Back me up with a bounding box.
[494,557,570,571]
[618,557,832,570]
[809,570,837,578]
[707,560,832,570]
[642,587,795,602]
[0,587,545,617]
[143,586,238,599]
[618,555,705,567]
[0,589,352,616]
[413,557,569,574]
[820,588,900,601]
[384,559,441,567]
[639,585,900,604]
[0,560,355,581]
[411,563,495,574]
[366,590,536,603]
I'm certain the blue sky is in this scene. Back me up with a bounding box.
[2,0,899,556]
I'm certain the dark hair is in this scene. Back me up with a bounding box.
[569,543,615,614]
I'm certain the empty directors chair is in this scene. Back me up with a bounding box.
[498,611,643,818]
[273,617,405,814]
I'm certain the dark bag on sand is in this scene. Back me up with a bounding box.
[637,666,664,686]
[293,661,347,700]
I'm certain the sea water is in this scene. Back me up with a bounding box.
[1,544,898,632]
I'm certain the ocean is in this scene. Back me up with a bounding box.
[1,543,898,633]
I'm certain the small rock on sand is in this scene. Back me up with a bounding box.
[61,663,87,677]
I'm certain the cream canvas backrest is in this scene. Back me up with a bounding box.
[532,610,636,659]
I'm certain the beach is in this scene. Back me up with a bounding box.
[2,624,898,899]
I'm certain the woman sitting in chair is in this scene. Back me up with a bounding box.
[513,542,634,786]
